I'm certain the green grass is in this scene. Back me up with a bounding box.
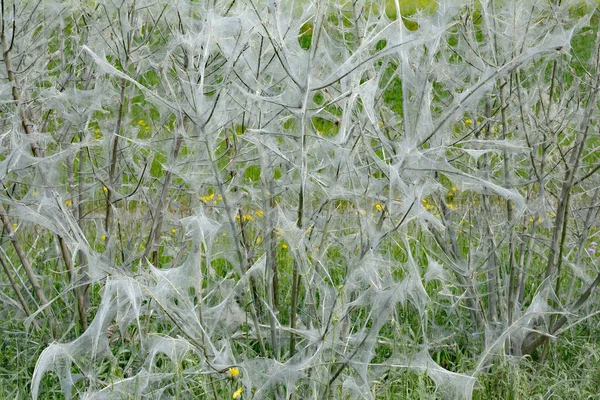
[2,1,600,399]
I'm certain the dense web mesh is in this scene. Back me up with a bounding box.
[0,0,592,398]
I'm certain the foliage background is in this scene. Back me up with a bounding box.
[1,0,600,399]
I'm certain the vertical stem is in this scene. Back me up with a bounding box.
[565,188,599,303]
[264,178,279,358]
[77,144,89,330]
[544,85,599,282]
[143,133,183,265]
[0,250,40,330]
[545,32,600,283]
[482,196,499,323]
[522,271,600,355]
[2,7,59,334]
[105,80,127,233]
[481,98,498,323]
[203,135,267,356]
[289,189,302,357]
[0,205,56,335]
[499,77,512,325]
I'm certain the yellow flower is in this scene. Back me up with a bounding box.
[447,203,457,210]
[375,203,383,212]
[138,120,145,126]
[452,186,457,192]
[12,223,17,229]
[171,228,176,234]
[232,387,243,399]
[256,236,262,244]
[529,217,534,223]
[65,199,72,207]
[228,367,240,379]
[203,193,215,202]
[378,121,384,127]
[103,186,108,192]
[255,210,264,217]
[222,233,227,237]
[465,119,473,126]
[245,214,254,222]
[100,235,107,241]
[422,199,427,204]
[282,243,288,249]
